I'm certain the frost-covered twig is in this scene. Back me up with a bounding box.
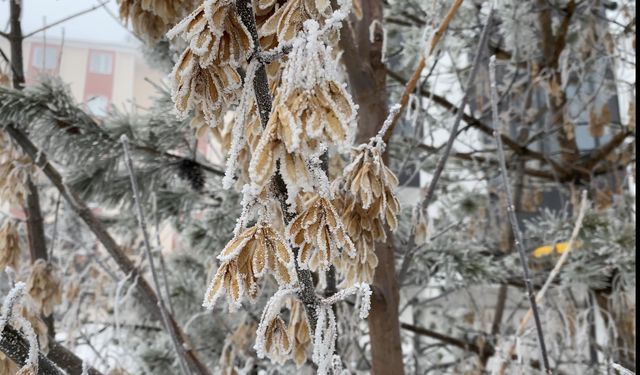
[496,189,589,375]
[320,282,371,320]
[13,315,39,374]
[0,281,25,334]
[610,362,636,375]
[489,56,550,374]
[153,192,175,316]
[121,135,191,375]
[382,0,465,143]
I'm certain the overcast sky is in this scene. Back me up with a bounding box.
[0,0,137,45]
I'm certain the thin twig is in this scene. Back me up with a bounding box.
[382,0,465,143]
[489,56,551,373]
[496,190,588,374]
[48,193,61,261]
[23,0,110,39]
[398,5,494,283]
[121,135,191,375]
[153,192,176,316]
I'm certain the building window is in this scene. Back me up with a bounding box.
[89,52,113,75]
[32,46,58,70]
[86,95,110,117]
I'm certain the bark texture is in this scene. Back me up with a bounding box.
[340,1,405,373]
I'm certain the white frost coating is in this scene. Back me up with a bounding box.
[320,282,371,319]
[321,0,353,33]
[369,19,387,63]
[223,59,259,189]
[254,288,298,359]
[610,362,635,375]
[374,103,402,147]
[312,304,337,374]
[81,360,90,375]
[232,182,262,236]
[309,283,371,374]
[0,281,25,334]
[14,315,39,374]
[309,153,332,199]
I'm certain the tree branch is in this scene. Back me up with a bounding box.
[400,322,493,357]
[1,324,103,375]
[490,56,551,373]
[23,1,110,39]
[234,0,320,332]
[121,136,191,375]
[385,68,562,170]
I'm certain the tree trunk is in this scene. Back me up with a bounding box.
[340,1,405,373]
[8,0,55,336]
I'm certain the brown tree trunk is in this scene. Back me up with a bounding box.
[339,1,405,373]
[8,0,54,336]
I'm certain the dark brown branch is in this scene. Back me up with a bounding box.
[581,130,634,171]
[3,124,211,375]
[400,322,493,357]
[7,0,54,337]
[1,324,103,375]
[234,0,320,332]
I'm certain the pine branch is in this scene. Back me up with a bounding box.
[489,56,550,373]
[2,124,212,375]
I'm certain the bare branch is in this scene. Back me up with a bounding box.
[121,136,192,375]
[490,56,551,373]
[23,1,110,39]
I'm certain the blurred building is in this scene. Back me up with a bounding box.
[1,36,166,116]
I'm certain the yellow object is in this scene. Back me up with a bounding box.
[532,241,581,258]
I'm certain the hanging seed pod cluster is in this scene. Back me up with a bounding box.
[121,0,400,371]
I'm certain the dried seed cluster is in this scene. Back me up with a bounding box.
[0,221,21,271]
[259,0,331,44]
[168,0,253,124]
[249,22,356,199]
[0,134,33,205]
[203,224,295,309]
[288,195,355,271]
[263,315,292,364]
[335,144,400,285]
[287,299,311,367]
[26,259,62,317]
[119,0,197,41]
